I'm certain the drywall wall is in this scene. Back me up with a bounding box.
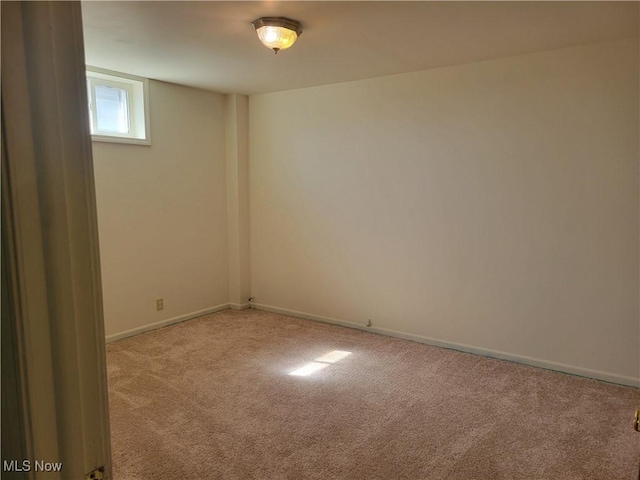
[225,94,251,309]
[93,80,229,339]
[250,38,639,384]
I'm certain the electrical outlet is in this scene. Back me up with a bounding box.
[156,298,164,311]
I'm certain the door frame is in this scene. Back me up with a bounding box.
[2,2,112,478]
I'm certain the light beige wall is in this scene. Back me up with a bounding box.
[93,80,229,338]
[249,38,640,383]
[225,94,251,308]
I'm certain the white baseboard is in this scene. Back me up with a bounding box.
[106,304,231,343]
[229,302,251,311]
[253,303,640,388]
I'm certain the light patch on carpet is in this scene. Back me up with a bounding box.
[315,350,352,363]
[289,362,329,376]
[290,350,353,376]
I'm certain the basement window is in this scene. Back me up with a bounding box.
[86,67,150,145]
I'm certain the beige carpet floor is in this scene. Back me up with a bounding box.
[107,309,639,479]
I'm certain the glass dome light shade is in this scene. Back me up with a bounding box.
[256,26,298,52]
[252,17,303,53]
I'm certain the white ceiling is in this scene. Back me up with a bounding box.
[81,1,639,95]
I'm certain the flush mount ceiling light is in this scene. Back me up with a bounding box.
[251,17,303,54]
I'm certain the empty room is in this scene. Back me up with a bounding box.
[2,1,639,479]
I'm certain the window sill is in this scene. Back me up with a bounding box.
[91,135,151,146]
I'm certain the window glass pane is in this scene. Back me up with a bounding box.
[87,79,95,134]
[95,84,129,134]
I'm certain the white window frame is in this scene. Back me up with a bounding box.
[86,66,151,146]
